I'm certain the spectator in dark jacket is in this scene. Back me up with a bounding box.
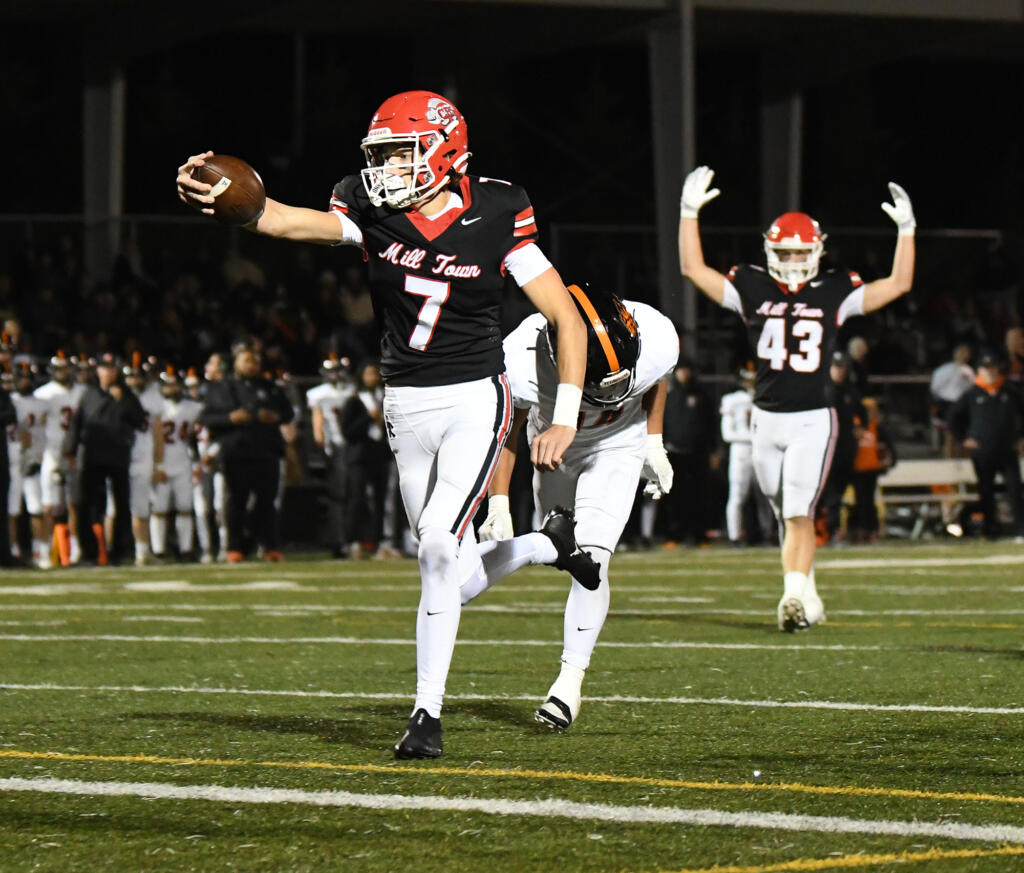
[65,352,146,564]
[849,397,896,543]
[817,352,866,544]
[947,351,1024,540]
[338,360,390,558]
[200,342,294,561]
[662,358,717,546]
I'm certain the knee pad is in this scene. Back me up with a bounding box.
[417,529,458,580]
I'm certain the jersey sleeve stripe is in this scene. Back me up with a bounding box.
[514,207,538,237]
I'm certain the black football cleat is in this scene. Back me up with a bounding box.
[394,708,443,759]
[540,506,601,591]
[534,694,579,730]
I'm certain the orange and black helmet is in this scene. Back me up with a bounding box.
[552,283,641,409]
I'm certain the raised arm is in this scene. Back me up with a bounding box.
[678,166,729,305]
[861,183,916,314]
[176,151,347,245]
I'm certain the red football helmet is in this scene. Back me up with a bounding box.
[763,212,827,291]
[360,91,470,209]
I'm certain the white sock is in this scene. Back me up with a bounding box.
[561,549,610,668]
[194,510,211,555]
[460,532,556,605]
[726,493,743,541]
[175,514,194,553]
[414,529,462,719]
[151,515,168,554]
[783,570,808,599]
[548,662,586,704]
[135,540,150,561]
[69,535,80,560]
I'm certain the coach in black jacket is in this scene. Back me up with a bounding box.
[200,344,294,560]
[65,353,147,564]
[947,352,1024,540]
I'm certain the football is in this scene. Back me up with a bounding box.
[190,154,266,226]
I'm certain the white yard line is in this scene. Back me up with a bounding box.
[1,601,1023,620]
[2,776,1023,843]
[0,633,880,649]
[1,683,1020,715]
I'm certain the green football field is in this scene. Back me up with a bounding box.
[1,541,1023,872]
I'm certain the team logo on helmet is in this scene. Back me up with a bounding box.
[425,97,458,127]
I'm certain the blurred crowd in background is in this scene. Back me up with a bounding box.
[0,226,1022,567]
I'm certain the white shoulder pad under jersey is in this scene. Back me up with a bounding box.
[626,300,679,393]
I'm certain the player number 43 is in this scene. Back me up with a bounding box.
[404,274,451,351]
[756,317,823,373]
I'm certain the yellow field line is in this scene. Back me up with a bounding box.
[2,749,1023,807]
[656,844,1024,873]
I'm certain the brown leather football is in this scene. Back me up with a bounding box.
[190,154,266,226]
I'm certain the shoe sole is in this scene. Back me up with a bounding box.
[393,743,442,759]
[779,597,810,633]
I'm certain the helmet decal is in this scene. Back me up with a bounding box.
[425,97,458,127]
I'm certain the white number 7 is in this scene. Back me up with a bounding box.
[405,275,451,351]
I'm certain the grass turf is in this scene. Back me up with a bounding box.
[1,540,1022,872]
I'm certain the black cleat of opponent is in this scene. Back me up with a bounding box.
[540,506,601,591]
[394,708,443,759]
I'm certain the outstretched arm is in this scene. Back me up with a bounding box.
[176,151,347,245]
[678,166,729,305]
[861,182,915,314]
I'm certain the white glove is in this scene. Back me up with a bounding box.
[478,495,514,541]
[641,434,674,500]
[680,165,721,219]
[881,182,915,235]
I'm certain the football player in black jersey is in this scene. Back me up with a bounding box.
[177,90,589,758]
[678,165,915,632]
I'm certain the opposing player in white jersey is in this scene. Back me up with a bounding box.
[34,353,87,566]
[8,365,48,566]
[463,284,679,729]
[118,356,164,566]
[679,166,915,630]
[151,369,203,559]
[720,365,758,545]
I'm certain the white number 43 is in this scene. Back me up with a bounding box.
[756,317,823,373]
